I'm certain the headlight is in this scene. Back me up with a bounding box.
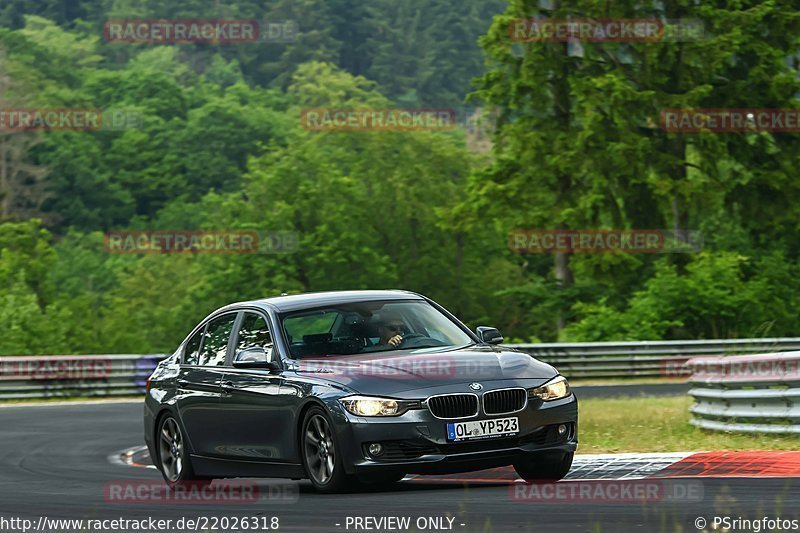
[529,376,570,401]
[339,396,413,417]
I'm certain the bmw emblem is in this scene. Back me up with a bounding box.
[469,382,483,391]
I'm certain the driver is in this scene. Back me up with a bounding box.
[375,312,406,348]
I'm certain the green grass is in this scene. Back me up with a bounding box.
[579,395,798,453]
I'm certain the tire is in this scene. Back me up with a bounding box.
[301,406,360,493]
[513,451,574,482]
[155,414,210,487]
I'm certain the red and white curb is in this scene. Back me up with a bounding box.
[109,446,156,469]
[110,447,800,481]
[410,451,800,483]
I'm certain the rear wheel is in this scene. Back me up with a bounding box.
[301,407,360,493]
[156,414,209,487]
[513,451,574,482]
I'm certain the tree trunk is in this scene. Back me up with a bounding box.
[552,37,574,332]
[670,136,689,241]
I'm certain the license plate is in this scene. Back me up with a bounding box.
[446,417,519,441]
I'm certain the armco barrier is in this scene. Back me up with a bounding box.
[2,338,800,400]
[686,352,800,434]
[508,338,800,379]
[0,354,163,400]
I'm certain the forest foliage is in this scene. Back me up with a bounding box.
[1,0,799,355]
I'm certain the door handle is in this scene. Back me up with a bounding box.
[221,381,234,393]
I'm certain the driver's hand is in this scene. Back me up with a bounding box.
[387,334,403,347]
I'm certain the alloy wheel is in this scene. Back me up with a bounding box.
[158,417,184,482]
[304,414,336,485]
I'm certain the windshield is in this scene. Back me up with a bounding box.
[281,300,474,358]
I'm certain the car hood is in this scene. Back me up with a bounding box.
[291,345,558,395]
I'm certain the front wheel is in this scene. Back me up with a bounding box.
[156,414,209,487]
[513,451,574,482]
[301,407,360,493]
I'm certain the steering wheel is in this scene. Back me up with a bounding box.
[399,333,441,347]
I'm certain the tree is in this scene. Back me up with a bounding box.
[0,49,50,222]
[467,0,800,338]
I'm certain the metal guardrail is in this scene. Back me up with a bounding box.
[0,354,163,400]
[1,337,800,400]
[686,352,800,434]
[507,338,800,379]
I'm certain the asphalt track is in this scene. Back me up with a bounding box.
[0,401,798,533]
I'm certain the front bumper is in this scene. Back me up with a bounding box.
[332,392,578,475]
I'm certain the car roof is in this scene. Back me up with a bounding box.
[222,289,425,313]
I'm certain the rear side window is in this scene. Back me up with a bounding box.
[199,313,237,366]
[183,328,203,365]
[235,312,272,353]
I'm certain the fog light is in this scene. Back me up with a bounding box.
[558,424,568,436]
[368,443,384,456]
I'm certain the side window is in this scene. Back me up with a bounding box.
[199,314,237,367]
[184,328,203,365]
[235,312,273,355]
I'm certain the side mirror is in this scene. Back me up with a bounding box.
[476,326,504,345]
[232,346,279,369]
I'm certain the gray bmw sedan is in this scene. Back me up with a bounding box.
[144,290,578,493]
